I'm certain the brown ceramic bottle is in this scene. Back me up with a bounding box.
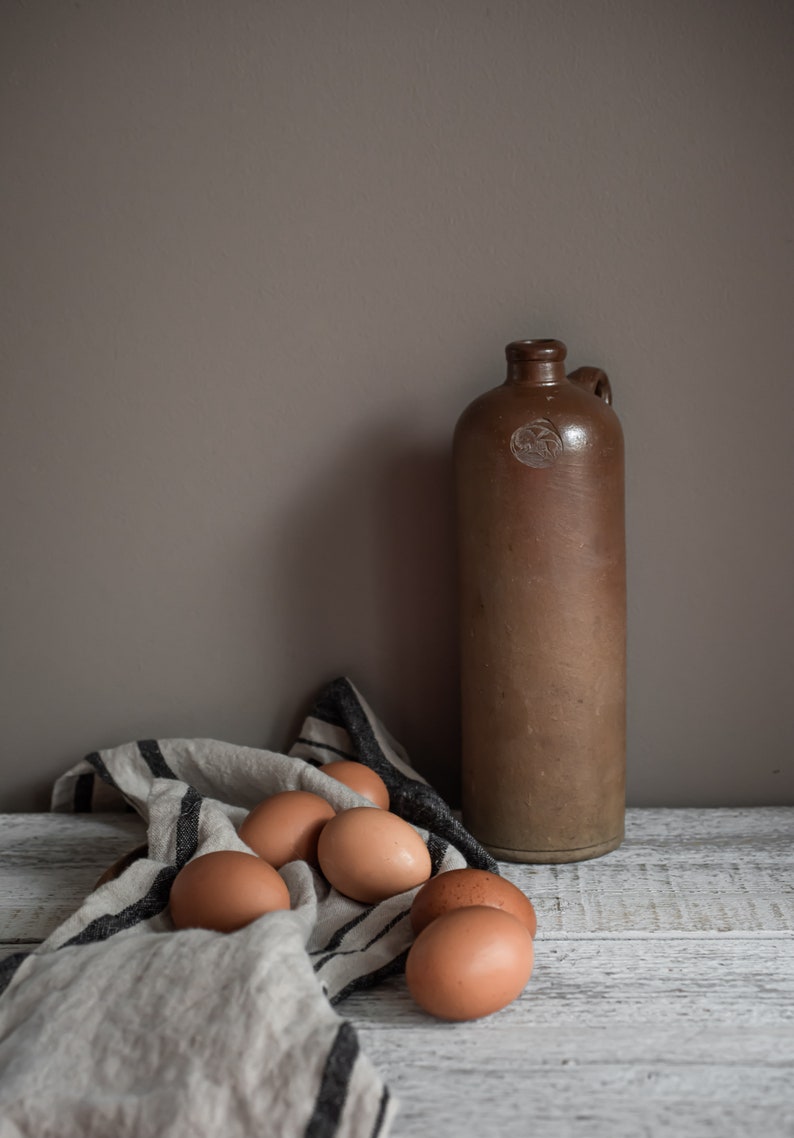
[454,339,626,863]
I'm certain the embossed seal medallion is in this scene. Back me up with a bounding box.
[510,419,564,468]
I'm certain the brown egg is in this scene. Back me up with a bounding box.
[322,760,390,810]
[411,867,537,937]
[317,806,432,903]
[406,906,534,1021]
[169,850,291,933]
[239,790,336,869]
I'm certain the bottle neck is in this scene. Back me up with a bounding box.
[506,360,568,386]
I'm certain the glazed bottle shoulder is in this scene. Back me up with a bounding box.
[454,379,623,452]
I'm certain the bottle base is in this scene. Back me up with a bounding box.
[483,832,624,864]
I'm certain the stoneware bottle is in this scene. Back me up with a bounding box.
[454,339,626,863]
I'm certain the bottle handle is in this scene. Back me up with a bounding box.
[568,366,612,406]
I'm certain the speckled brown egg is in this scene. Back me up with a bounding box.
[405,905,534,1021]
[239,790,336,869]
[322,760,390,809]
[317,806,431,903]
[169,850,291,933]
[410,867,537,937]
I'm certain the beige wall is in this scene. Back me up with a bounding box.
[2,0,792,811]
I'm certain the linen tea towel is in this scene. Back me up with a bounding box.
[0,677,496,1138]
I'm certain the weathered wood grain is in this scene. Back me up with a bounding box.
[346,938,794,1137]
[0,942,38,963]
[357,1041,794,1138]
[0,808,792,1137]
[0,813,146,941]
[346,938,794,1029]
[3,808,791,939]
[501,807,794,936]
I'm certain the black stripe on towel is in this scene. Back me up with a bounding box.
[314,904,377,955]
[303,1021,360,1138]
[329,949,410,1007]
[0,951,32,996]
[361,907,410,951]
[73,772,95,813]
[395,780,497,874]
[84,750,117,787]
[173,784,202,868]
[370,1087,391,1138]
[427,833,450,875]
[60,864,177,948]
[294,738,359,763]
[315,679,395,784]
[308,686,351,730]
[61,786,201,948]
[137,739,176,779]
[312,679,498,872]
[313,907,411,972]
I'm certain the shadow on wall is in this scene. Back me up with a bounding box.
[273,424,461,808]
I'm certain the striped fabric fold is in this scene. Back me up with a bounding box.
[0,677,496,1138]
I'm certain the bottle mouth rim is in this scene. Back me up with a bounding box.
[506,339,567,363]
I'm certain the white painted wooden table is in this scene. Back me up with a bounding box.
[1,808,792,1136]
